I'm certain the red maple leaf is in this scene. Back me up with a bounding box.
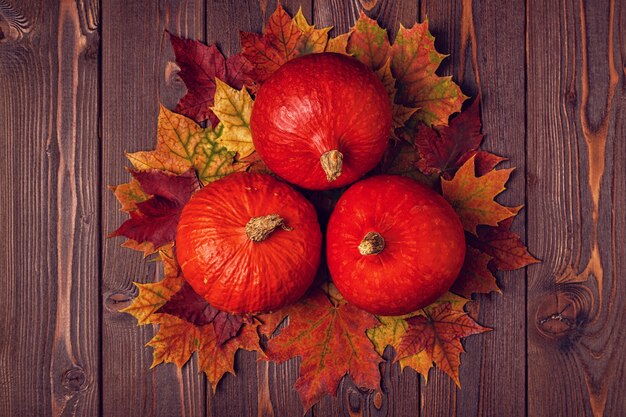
[156,282,244,345]
[414,98,506,179]
[110,168,199,248]
[169,33,249,125]
[240,4,302,87]
[396,302,490,385]
[468,218,540,271]
[263,289,382,410]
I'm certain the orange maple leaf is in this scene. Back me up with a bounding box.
[240,4,302,85]
[264,289,383,410]
[395,300,490,386]
[441,155,519,235]
[367,292,468,381]
[198,322,263,391]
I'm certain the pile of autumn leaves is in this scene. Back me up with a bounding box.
[111,6,538,410]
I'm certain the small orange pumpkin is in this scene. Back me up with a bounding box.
[176,173,322,313]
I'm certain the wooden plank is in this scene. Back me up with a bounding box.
[420,1,528,416]
[0,0,100,416]
[100,1,205,416]
[311,2,421,416]
[203,3,313,416]
[526,0,626,415]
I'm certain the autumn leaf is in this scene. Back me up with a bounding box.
[240,4,302,85]
[264,289,382,410]
[110,177,149,212]
[347,11,390,71]
[416,98,483,177]
[367,292,467,380]
[293,7,331,54]
[110,168,199,248]
[451,246,500,297]
[123,275,185,326]
[169,33,249,125]
[469,218,540,271]
[390,22,467,126]
[377,140,438,187]
[157,282,244,345]
[126,105,245,184]
[210,79,255,158]
[441,155,518,235]
[325,32,351,54]
[148,315,201,368]
[396,301,490,386]
[199,322,263,391]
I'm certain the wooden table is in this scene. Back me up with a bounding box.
[1,0,624,416]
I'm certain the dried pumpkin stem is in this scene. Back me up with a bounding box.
[320,149,343,182]
[245,214,292,242]
[358,231,385,255]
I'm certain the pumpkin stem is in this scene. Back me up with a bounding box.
[245,214,292,242]
[358,231,385,255]
[320,150,343,182]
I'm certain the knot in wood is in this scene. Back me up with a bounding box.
[535,286,590,341]
[62,367,86,392]
[104,291,134,312]
[245,214,292,242]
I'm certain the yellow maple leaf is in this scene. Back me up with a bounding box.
[325,32,351,54]
[293,7,331,54]
[441,155,518,235]
[122,273,184,326]
[210,79,255,159]
[126,105,243,184]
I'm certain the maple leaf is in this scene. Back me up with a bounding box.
[390,22,467,126]
[377,140,438,187]
[148,315,201,368]
[293,7,331,54]
[126,105,245,184]
[199,322,263,391]
[367,292,467,381]
[264,289,382,410]
[110,177,149,212]
[110,169,199,248]
[122,274,185,325]
[156,282,244,345]
[240,4,302,85]
[416,98,483,177]
[169,33,249,125]
[347,12,390,71]
[469,218,540,271]
[451,246,500,297]
[441,155,518,235]
[325,32,351,54]
[210,79,255,158]
[395,300,490,386]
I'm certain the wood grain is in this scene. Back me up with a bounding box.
[2,0,625,416]
[526,0,626,415]
[101,1,205,416]
[421,1,528,416]
[0,0,100,416]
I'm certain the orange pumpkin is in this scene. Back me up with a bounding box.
[176,173,322,313]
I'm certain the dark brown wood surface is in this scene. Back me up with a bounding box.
[0,0,624,416]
